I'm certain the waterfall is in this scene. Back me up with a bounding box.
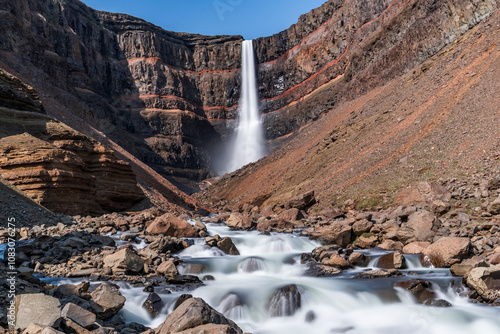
[226,40,266,173]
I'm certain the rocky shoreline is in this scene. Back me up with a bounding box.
[0,174,499,333]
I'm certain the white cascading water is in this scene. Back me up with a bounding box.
[42,219,500,334]
[225,40,266,173]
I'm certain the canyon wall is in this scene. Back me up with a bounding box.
[0,69,145,215]
[0,0,496,191]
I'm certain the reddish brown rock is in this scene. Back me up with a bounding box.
[422,237,471,268]
[103,248,144,274]
[406,210,439,242]
[355,235,378,249]
[155,297,242,334]
[403,242,431,254]
[377,251,406,270]
[146,214,198,238]
[310,223,352,247]
[378,240,404,251]
[225,213,253,230]
[157,260,179,277]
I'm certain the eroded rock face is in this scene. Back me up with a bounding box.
[0,70,144,215]
[0,0,495,189]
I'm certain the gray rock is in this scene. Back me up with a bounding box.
[15,293,61,330]
[465,265,500,302]
[61,302,96,328]
[90,283,126,319]
[103,248,144,274]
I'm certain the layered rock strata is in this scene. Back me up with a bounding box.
[0,70,144,215]
[0,0,495,188]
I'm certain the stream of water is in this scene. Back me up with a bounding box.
[115,221,500,333]
[40,219,500,334]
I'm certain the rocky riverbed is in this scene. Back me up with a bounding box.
[1,176,500,333]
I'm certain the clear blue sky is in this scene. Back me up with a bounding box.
[81,0,328,40]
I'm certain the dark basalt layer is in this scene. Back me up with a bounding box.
[0,0,495,191]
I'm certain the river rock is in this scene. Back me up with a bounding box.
[465,265,500,302]
[155,297,242,334]
[348,252,369,267]
[377,251,406,269]
[146,214,198,237]
[310,223,352,247]
[403,241,430,254]
[422,237,471,267]
[90,283,126,319]
[423,299,452,307]
[157,260,179,277]
[323,254,350,269]
[269,284,302,317]
[393,279,436,303]
[355,234,378,249]
[217,237,240,255]
[407,210,439,241]
[355,269,403,279]
[103,248,144,274]
[378,240,404,251]
[143,293,164,317]
[15,294,61,329]
[61,302,96,328]
[225,213,253,230]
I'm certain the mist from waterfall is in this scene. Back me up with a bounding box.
[222,40,266,174]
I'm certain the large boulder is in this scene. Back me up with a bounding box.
[284,191,316,210]
[225,213,253,230]
[310,222,352,247]
[269,284,302,317]
[406,210,439,241]
[155,297,242,334]
[15,294,61,329]
[103,248,144,274]
[377,251,406,269]
[422,237,470,267]
[90,283,126,319]
[146,214,198,238]
[465,265,500,302]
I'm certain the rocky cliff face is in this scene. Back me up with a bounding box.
[199,5,500,210]
[0,0,496,191]
[0,69,145,215]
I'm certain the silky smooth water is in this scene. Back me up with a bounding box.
[36,220,500,334]
[115,221,500,334]
[225,40,266,173]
